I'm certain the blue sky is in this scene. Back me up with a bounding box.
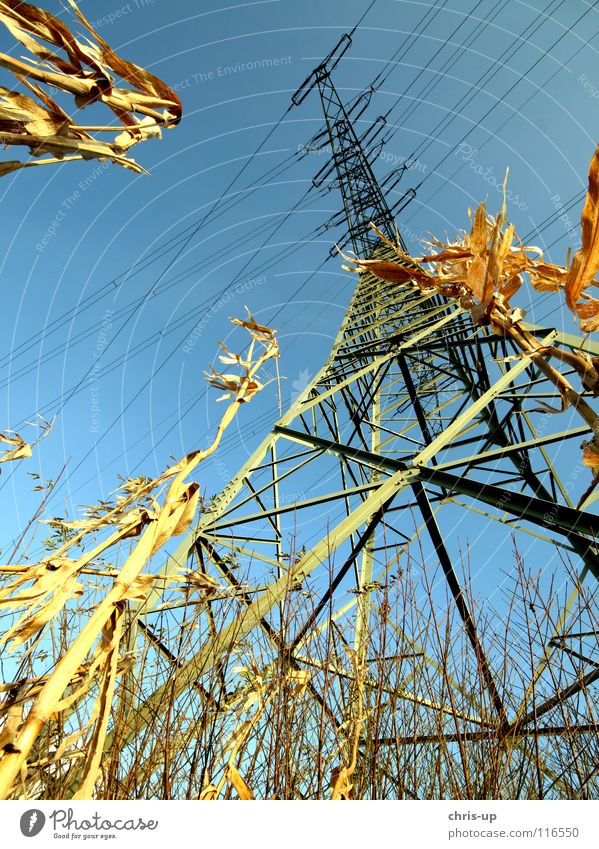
[0,0,597,544]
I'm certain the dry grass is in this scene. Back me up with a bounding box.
[3,543,596,800]
[0,312,279,799]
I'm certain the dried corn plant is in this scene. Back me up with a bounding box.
[200,662,312,800]
[0,0,182,176]
[4,533,595,800]
[342,145,599,499]
[329,646,365,800]
[0,311,278,800]
[0,415,53,467]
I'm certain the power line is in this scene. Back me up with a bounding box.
[2,146,303,374]
[20,263,349,560]
[378,0,499,135]
[403,0,566,169]
[34,200,325,510]
[404,0,590,211]
[370,0,451,91]
[6,0,594,532]
[1,186,323,395]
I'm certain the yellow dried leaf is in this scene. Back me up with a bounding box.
[0,430,31,463]
[73,607,124,799]
[0,0,182,176]
[285,668,311,696]
[122,574,155,601]
[0,159,24,176]
[1,576,83,650]
[575,294,599,333]
[330,764,353,799]
[529,261,568,293]
[113,117,162,151]
[466,255,487,303]
[66,0,181,119]
[186,570,220,593]
[149,482,200,555]
[0,85,68,135]
[468,202,488,256]
[464,202,491,302]
[582,440,599,471]
[199,784,218,800]
[566,144,599,310]
[0,697,22,752]
[500,274,522,301]
[231,310,273,336]
[343,256,429,284]
[226,764,254,800]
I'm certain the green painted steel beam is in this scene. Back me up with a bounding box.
[108,464,422,748]
[524,322,599,357]
[432,426,590,471]
[295,308,464,416]
[419,467,599,552]
[273,426,599,561]
[203,482,378,533]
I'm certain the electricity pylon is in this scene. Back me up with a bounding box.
[111,36,599,797]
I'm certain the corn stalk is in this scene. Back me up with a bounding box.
[0,0,182,176]
[0,311,278,799]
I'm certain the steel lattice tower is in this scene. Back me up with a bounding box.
[109,37,599,798]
